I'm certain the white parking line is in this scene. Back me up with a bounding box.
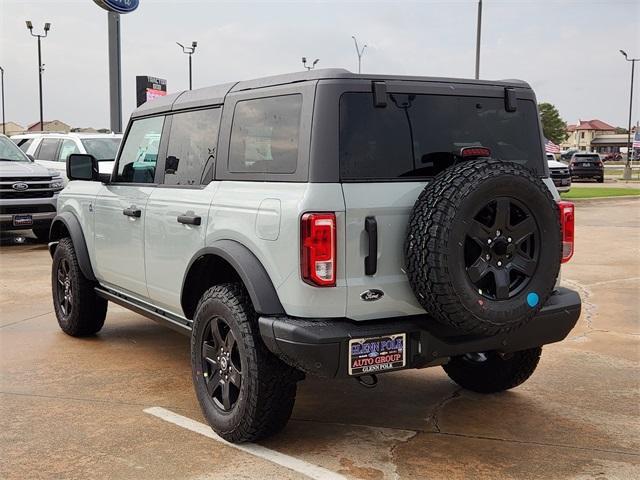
[144,407,346,480]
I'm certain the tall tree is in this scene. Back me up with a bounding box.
[538,103,568,144]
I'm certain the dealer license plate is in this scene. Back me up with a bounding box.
[12,214,33,227]
[582,162,591,167]
[348,333,406,375]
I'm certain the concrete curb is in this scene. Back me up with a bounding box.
[567,195,640,204]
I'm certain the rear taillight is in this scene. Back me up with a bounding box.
[557,201,575,263]
[460,146,491,158]
[301,213,336,287]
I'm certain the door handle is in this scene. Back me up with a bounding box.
[364,216,377,276]
[123,206,141,218]
[177,214,201,226]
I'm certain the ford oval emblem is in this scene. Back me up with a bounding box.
[93,0,140,14]
[360,289,384,302]
[12,182,29,191]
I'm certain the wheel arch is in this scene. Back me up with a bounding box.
[48,212,97,282]
[181,240,285,320]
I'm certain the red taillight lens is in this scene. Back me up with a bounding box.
[557,201,575,263]
[301,213,336,287]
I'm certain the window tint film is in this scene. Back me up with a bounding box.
[115,116,165,183]
[36,138,60,161]
[58,139,80,161]
[164,108,221,185]
[81,138,121,160]
[229,94,302,174]
[339,93,544,180]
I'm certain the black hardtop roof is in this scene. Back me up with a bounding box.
[131,68,531,118]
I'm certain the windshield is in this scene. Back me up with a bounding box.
[0,136,31,162]
[81,138,121,160]
[340,93,544,180]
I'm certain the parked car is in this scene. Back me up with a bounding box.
[560,149,579,161]
[602,152,622,162]
[547,153,571,192]
[48,69,581,443]
[0,134,63,240]
[11,132,122,181]
[570,152,604,182]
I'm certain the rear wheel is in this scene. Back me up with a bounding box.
[597,176,604,183]
[443,347,542,393]
[191,283,300,443]
[52,238,107,336]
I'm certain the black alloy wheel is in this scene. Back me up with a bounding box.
[201,316,243,412]
[464,197,540,301]
[56,258,73,317]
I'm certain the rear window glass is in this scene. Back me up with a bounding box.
[229,94,302,174]
[339,93,544,181]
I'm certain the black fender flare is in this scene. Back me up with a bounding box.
[48,212,97,282]
[183,240,285,316]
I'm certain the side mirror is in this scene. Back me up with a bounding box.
[67,154,99,181]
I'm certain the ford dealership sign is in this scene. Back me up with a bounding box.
[93,0,139,14]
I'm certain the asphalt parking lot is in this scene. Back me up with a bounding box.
[1,198,639,480]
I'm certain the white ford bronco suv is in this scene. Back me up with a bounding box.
[49,70,581,443]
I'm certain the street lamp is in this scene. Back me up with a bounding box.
[620,49,638,180]
[302,57,319,71]
[351,36,367,74]
[26,21,51,131]
[0,66,5,135]
[177,41,197,90]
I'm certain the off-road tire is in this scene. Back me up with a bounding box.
[32,227,50,242]
[52,237,107,336]
[443,347,542,393]
[191,283,299,443]
[405,159,562,336]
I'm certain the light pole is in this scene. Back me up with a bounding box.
[620,49,638,180]
[475,0,483,79]
[26,21,50,131]
[351,36,367,74]
[302,57,319,71]
[177,41,197,90]
[0,66,5,135]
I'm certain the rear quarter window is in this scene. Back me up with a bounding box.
[339,92,544,181]
[228,94,302,174]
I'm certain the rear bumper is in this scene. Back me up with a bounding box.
[571,168,603,178]
[259,287,581,378]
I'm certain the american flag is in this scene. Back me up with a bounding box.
[545,138,561,154]
[633,131,640,149]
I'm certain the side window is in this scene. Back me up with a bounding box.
[58,139,80,161]
[14,138,34,152]
[164,108,221,186]
[36,138,61,160]
[115,116,165,184]
[228,94,302,174]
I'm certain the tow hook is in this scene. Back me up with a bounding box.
[355,374,378,389]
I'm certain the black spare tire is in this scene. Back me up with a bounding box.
[405,159,561,336]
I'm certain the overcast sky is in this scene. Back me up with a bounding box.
[0,0,638,130]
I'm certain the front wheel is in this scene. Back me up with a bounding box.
[442,347,542,393]
[52,238,107,336]
[191,283,300,443]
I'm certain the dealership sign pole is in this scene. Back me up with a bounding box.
[93,1,139,133]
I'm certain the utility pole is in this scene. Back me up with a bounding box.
[0,66,5,135]
[302,57,319,71]
[177,41,198,90]
[351,36,367,74]
[475,0,482,79]
[620,50,638,180]
[26,21,51,131]
[108,12,122,133]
